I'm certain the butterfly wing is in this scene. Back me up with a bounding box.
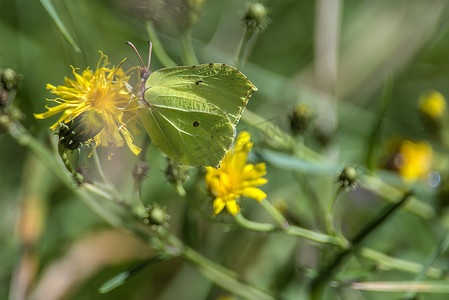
[140,63,257,166]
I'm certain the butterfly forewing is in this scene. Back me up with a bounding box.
[141,63,257,167]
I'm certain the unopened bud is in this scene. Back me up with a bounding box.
[143,205,169,226]
[338,167,359,190]
[1,69,19,91]
[244,2,269,32]
[289,103,313,136]
[165,158,190,185]
[133,160,149,186]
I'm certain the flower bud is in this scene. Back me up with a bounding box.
[133,160,149,186]
[165,158,190,185]
[143,205,169,226]
[58,110,105,150]
[1,68,19,91]
[338,167,359,190]
[289,103,313,136]
[244,2,269,32]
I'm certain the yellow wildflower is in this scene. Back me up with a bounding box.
[34,52,141,156]
[205,132,267,216]
[394,140,433,182]
[419,90,446,120]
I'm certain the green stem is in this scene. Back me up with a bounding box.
[359,247,447,279]
[180,28,199,65]
[164,230,276,300]
[259,198,289,229]
[145,21,177,67]
[236,28,254,69]
[310,192,412,299]
[403,231,449,299]
[361,174,435,219]
[234,213,341,245]
[325,187,342,235]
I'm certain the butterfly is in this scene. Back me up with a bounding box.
[128,42,257,167]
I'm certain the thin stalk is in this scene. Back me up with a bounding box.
[259,198,289,229]
[180,28,199,65]
[359,247,446,279]
[164,230,276,300]
[325,187,342,235]
[234,213,341,245]
[236,28,254,69]
[310,192,412,299]
[403,231,449,299]
[145,21,177,67]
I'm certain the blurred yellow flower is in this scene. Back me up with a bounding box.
[394,140,433,182]
[419,90,446,120]
[34,52,141,156]
[205,132,267,216]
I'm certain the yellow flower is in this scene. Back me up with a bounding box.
[394,140,433,182]
[34,52,141,156]
[419,90,446,120]
[205,132,268,215]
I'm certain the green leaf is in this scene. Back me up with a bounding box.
[39,0,81,53]
[99,253,172,294]
[141,63,257,167]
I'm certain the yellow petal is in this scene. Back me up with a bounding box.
[213,197,226,215]
[226,200,240,215]
[239,187,266,201]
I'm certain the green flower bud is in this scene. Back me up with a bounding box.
[1,69,18,91]
[244,2,269,32]
[338,167,359,190]
[165,158,190,185]
[133,160,149,186]
[58,110,105,150]
[143,205,169,226]
[289,103,313,136]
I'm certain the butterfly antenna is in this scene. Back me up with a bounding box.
[126,42,146,70]
[147,41,153,71]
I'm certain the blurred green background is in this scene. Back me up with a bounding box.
[2,0,449,299]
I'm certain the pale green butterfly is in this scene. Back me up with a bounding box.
[128,42,257,167]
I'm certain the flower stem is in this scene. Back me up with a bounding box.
[325,187,342,235]
[236,28,254,69]
[145,21,177,67]
[259,198,289,229]
[164,229,276,300]
[310,192,412,299]
[234,213,341,245]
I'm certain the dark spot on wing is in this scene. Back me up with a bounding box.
[193,121,199,127]
[195,80,203,85]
